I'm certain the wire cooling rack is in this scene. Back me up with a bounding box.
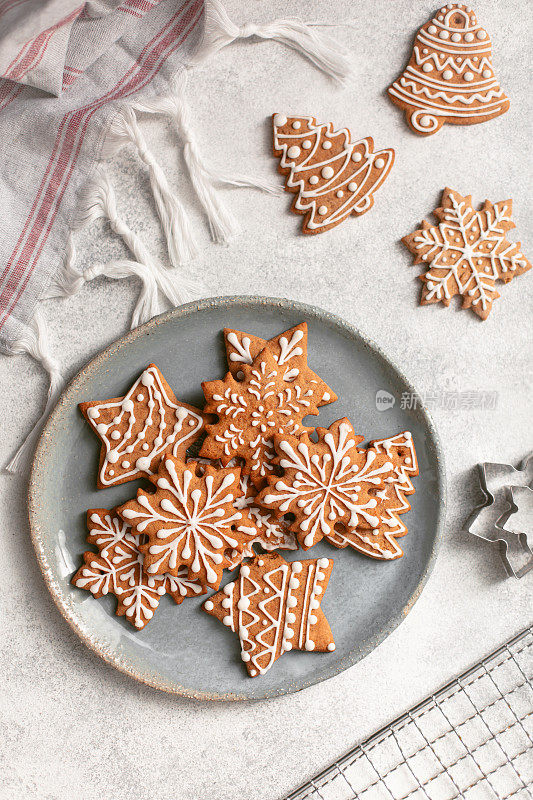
[286,626,532,800]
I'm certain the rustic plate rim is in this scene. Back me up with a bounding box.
[28,295,446,701]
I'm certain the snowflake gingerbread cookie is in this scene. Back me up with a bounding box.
[223,322,337,407]
[79,364,204,488]
[187,458,298,570]
[257,419,412,558]
[203,553,335,677]
[327,431,419,560]
[403,188,531,319]
[72,509,204,629]
[200,347,320,487]
[388,4,510,135]
[272,114,394,234]
[118,458,256,589]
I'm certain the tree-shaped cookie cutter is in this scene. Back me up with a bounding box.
[465,452,533,577]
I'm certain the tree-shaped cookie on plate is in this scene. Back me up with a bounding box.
[326,431,419,559]
[203,553,335,677]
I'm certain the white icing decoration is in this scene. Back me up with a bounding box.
[443,69,453,80]
[287,145,300,159]
[273,114,287,127]
[262,422,395,548]
[318,205,328,215]
[122,463,243,584]
[422,63,433,72]
[375,158,385,169]
[292,120,301,129]
[85,366,203,487]
[273,115,393,231]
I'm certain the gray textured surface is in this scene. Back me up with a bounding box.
[1,1,531,798]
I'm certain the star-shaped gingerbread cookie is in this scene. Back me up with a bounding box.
[201,348,319,487]
[79,364,204,488]
[223,322,337,407]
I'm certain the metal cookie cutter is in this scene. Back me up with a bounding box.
[466,452,533,578]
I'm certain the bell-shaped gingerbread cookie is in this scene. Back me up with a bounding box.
[388,4,510,135]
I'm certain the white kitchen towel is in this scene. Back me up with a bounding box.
[0,0,351,471]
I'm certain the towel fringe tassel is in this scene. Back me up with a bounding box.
[133,70,281,244]
[192,0,353,85]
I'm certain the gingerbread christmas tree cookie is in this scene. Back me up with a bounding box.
[223,322,337,407]
[388,4,510,135]
[403,188,531,319]
[203,553,335,677]
[79,364,204,488]
[118,458,253,588]
[272,114,394,234]
[72,508,204,629]
[201,347,319,487]
[256,419,398,550]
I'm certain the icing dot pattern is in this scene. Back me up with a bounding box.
[273,114,394,233]
[80,365,204,488]
[202,553,335,677]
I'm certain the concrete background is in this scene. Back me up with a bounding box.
[1,1,531,798]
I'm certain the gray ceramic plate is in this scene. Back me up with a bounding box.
[29,296,445,700]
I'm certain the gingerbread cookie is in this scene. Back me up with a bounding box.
[403,188,531,319]
[224,471,299,568]
[203,553,335,677]
[327,431,418,560]
[256,418,398,551]
[388,4,510,136]
[79,364,204,488]
[272,114,394,234]
[118,458,253,588]
[187,457,298,570]
[200,347,319,487]
[223,323,337,407]
[72,509,204,629]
